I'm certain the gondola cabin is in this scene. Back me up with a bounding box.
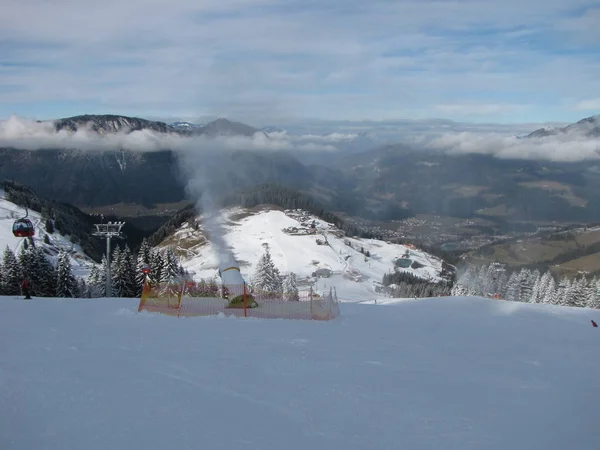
[12,219,35,238]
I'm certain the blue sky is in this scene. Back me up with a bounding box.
[0,0,599,126]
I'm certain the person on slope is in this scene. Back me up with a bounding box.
[21,278,31,300]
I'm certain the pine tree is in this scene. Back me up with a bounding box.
[544,275,556,304]
[111,246,125,297]
[110,246,122,297]
[554,277,573,306]
[78,278,89,298]
[56,251,77,298]
[0,260,4,295]
[2,246,22,295]
[87,265,103,298]
[45,218,55,234]
[505,272,521,302]
[161,247,182,283]
[98,255,108,296]
[283,272,300,301]
[573,276,589,308]
[518,269,536,303]
[33,248,57,297]
[252,247,283,295]
[135,238,152,295]
[150,249,163,285]
[588,278,600,309]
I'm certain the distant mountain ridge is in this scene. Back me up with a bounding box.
[526,115,600,138]
[47,114,261,138]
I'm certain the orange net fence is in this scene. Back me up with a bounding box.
[138,281,341,320]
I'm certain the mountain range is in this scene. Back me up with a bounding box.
[2,113,600,231]
[525,115,600,138]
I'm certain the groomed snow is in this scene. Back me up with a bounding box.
[1,295,598,450]
[0,189,95,278]
[163,207,445,302]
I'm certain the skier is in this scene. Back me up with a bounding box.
[21,278,31,300]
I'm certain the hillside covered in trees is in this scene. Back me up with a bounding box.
[2,180,149,261]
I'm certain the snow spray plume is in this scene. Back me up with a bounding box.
[179,148,235,267]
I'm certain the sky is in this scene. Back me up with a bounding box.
[0,0,599,126]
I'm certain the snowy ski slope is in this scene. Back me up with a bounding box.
[0,295,598,450]
[0,189,95,278]
[160,207,446,301]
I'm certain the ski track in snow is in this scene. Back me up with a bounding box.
[1,295,599,450]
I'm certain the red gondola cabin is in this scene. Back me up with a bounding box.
[12,219,35,238]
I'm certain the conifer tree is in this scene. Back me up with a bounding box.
[283,272,300,301]
[505,272,521,302]
[135,238,152,295]
[33,248,57,297]
[149,249,163,285]
[588,278,600,309]
[56,251,77,298]
[252,246,283,295]
[2,246,22,295]
[87,265,103,298]
[162,247,182,283]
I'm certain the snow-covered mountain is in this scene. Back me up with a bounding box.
[0,189,95,278]
[169,121,203,131]
[53,114,172,134]
[156,206,449,301]
[526,115,600,138]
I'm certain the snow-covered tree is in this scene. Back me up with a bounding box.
[161,247,183,283]
[588,278,600,309]
[112,245,137,297]
[56,251,78,298]
[553,277,573,306]
[32,248,57,297]
[517,268,536,303]
[252,246,283,295]
[283,272,300,301]
[2,246,22,295]
[149,249,163,285]
[87,265,103,298]
[505,271,521,302]
[135,238,152,295]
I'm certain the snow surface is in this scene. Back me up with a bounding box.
[1,295,599,450]
[0,189,95,278]
[161,207,445,302]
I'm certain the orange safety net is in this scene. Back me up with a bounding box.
[138,281,340,320]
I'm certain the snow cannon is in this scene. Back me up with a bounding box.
[218,258,257,309]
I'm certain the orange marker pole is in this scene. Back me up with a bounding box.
[243,283,248,318]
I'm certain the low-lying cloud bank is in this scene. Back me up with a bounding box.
[2,115,600,163]
[0,116,338,153]
[421,130,600,163]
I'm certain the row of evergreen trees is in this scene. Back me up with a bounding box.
[452,263,600,309]
[0,238,186,299]
[381,271,453,298]
[251,245,299,301]
[0,246,82,297]
[86,239,186,298]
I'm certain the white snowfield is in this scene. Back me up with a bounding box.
[0,189,94,278]
[161,207,445,301]
[1,295,598,450]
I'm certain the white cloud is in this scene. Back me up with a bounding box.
[425,131,600,162]
[575,99,600,110]
[0,115,337,153]
[0,1,599,122]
